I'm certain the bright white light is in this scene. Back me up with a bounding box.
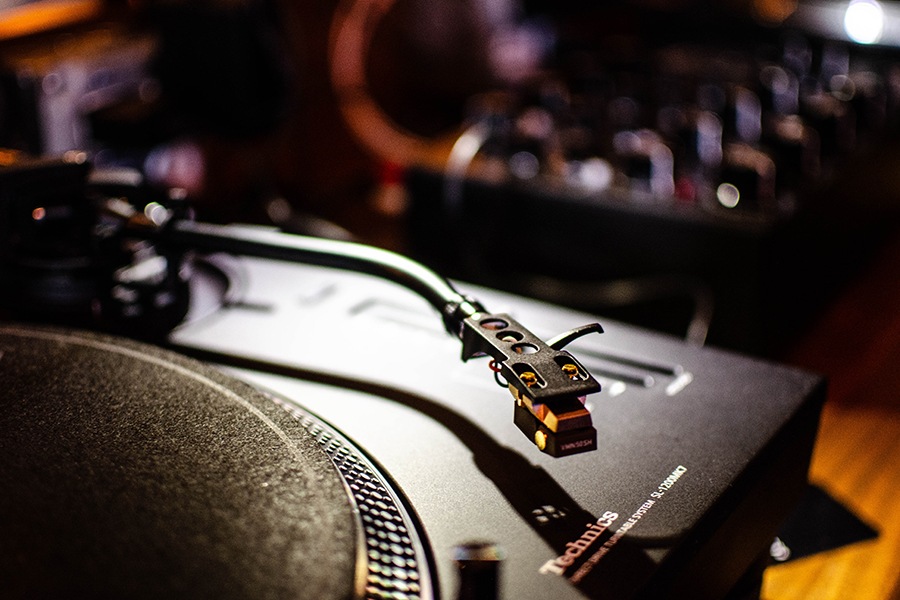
[716,183,741,208]
[844,0,884,44]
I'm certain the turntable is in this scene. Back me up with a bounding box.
[0,157,825,599]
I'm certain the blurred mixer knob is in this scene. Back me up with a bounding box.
[762,114,820,193]
[716,143,777,212]
[613,129,675,198]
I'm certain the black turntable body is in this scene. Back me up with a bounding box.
[0,244,825,599]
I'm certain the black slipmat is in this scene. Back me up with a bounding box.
[0,326,406,599]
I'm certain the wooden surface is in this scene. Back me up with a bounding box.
[762,228,900,600]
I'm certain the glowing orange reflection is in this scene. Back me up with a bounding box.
[0,1,102,40]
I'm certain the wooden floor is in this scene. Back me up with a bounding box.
[762,228,900,600]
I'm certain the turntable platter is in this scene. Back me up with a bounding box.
[0,326,360,599]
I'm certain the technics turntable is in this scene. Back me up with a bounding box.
[0,154,825,599]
